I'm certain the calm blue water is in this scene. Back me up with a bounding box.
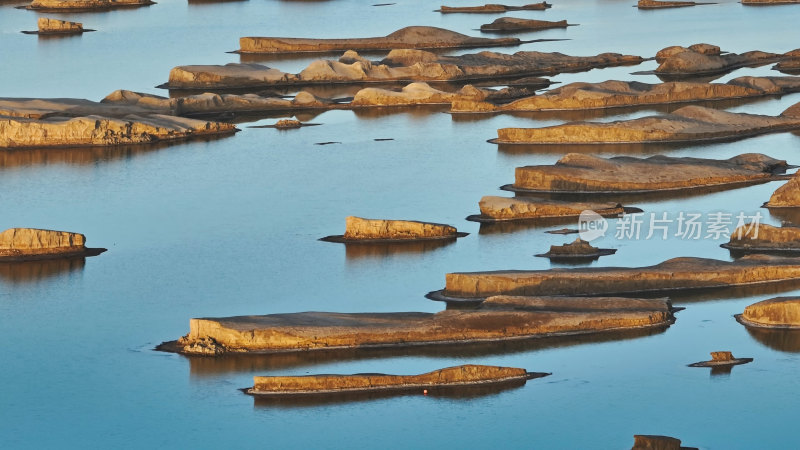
[2,0,800,448]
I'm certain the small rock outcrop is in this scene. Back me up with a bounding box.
[246,365,544,396]
[536,238,616,260]
[688,351,753,367]
[438,2,551,13]
[238,26,521,54]
[0,228,105,261]
[159,295,675,355]
[435,255,800,300]
[471,196,633,222]
[26,0,155,10]
[631,435,696,450]
[479,18,570,32]
[321,216,465,242]
[738,297,800,328]
[36,17,85,34]
[510,153,788,194]
[273,119,302,129]
[492,102,800,145]
[765,172,800,207]
[723,223,800,252]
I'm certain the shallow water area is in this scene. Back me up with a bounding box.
[3,0,800,448]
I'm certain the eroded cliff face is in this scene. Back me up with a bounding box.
[342,217,459,240]
[171,295,673,355]
[741,297,800,328]
[477,196,627,220]
[0,228,85,256]
[726,223,800,249]
[37,18,83,33]
[351,83,487,106]
[766,172,800,207]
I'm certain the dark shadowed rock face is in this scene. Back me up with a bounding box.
[480,18,569,32]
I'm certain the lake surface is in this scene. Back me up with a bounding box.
[2,0,800,448]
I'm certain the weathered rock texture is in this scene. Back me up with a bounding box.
[26,0,154,10]
[439,255,800,300]
[474,196,630,221]
[688,351,752,368]
[164,295,674,355]
[637,0,707,8]
[492,102,800,145]
[452,76,800,113]
[511,153,788,193]
[724,224,800,251]
[164,50,643,89]
[536,238,615,259]
[351,83,488,107]
[340,216,460,241]
[438,2,551,13]
[765,172,800,207]
[742,0,800,4]
[0,228,104,260]
[480,18,569,32]
[247,365,534,395]
[238,26,521,54]
[739,297,800,328]
[655,45,799,77]
[631,435,694,450]
[37,17,83,33]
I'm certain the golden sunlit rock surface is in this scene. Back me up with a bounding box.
[238,26,521,54]
[247,365,534,395]
[479,18,569,32]
[740,297,800,328]
[475,196,628,221]
[341,217,460,240]
[765,172,800,207]
[452,76,800,113]
[0,228,104,260]
[512,153,787,193]
[37,17,83,33]
[438,2,551,13]
[440,255,800,299]
[493,102,800,145]
[725,223,800,251]
[163,295,674,355]
[655,44,798,76]
[351,82,488,107]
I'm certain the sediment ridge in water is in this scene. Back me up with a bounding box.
[245,364,546,396]
[507,153,789,194]
[723,223,800,253]
[21,17,93,35]
[468,196,637,222]
[637,0,713,8]
[742,0,800,5]
[237,26,522,54]
[23,0,154,11]
[0,228,105,261]
[321,216,467,243]
[653,44,800,77]
[491,101,800,145]
[433,255,800,301]
[437,3,551,13]
[163,49,643,90]
[158,295,675,355]
[451,76,800,113]
[479,18,572,32]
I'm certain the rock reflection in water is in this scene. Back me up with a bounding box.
[0,257,85,284]
[343,239,455,260]
[767,207,800,226]
[745,327,800,353]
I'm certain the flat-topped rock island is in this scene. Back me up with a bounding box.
[321,216,467,243]
[0,228,105,261]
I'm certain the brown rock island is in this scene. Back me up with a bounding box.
[479,18,572,32]
[321,216,468,243]
[490,102,800,145]
[162,49,643,90]
[631,435,697,450]
[0,228,105,261]
[742,0,800,4]
[22,18,95,35]
[637,0,713,8]
[451,76,800,113]
[157,295,676,355]
[244,365,548,397]
[505,153,789,195]
[467,196,639,222]
[653,44,799,78]
[736,297,800,328]
[23,0,155,11]
[535,238,616,260]
[437,3,551,13]
[237,26,522,54]
[722,223,800,253]
[687,351,753,368]
[428,255,800,302]
[764,171,800,207]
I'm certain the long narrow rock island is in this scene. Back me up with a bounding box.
[429,255,800,302]
[0,228,105,261]
[237,26,522,54]
[637,0,713,8]
[437,3,551,13]
[479,18,572,32]
[722,224,800,253]
[245,365,547,397]
[491,102,800,145]
[158,295,675,355]
[451,76,800,113]
[505,153,789,194]
[22,18,94,35]
[468,197,640,222]
[653,44,800,78]
[23,0,154,11]
[163,49,643,90]
[321,216,467,243]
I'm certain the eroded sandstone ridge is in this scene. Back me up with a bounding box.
[238,26,521,54]
[631,435,696,450]
[509,153,788,194]
[470,196,635,222]
[637,0,711,8]
[0,228,105,261]
[480,18,570,32]
[160,295,675,355]
[535,238,616,259]
[452,76,800,113]
[742,0,800,4]
[723,224,800,252]
[654,44,799,77]
[246,365,543,396]
[30,17,87,34]
[351,82,489,107]
[765,172,800,207]
[437,2,551,13]
[738,297,800,328]
[434,255,800,300]
[164,50,643,89]
[324,216,465,242]
[492,102,800,145]
[25,0,154,11]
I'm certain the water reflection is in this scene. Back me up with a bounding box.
[0,257,85,284]
[343,239,456,260]
[477,217,590,235]
[744,327,800,353]
[184,326,667,376]
[767,207,800,226]
[496,142,688,157]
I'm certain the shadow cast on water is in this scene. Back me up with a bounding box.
[0,257,85,284]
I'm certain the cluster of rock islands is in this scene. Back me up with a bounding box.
[7,0,800,409]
